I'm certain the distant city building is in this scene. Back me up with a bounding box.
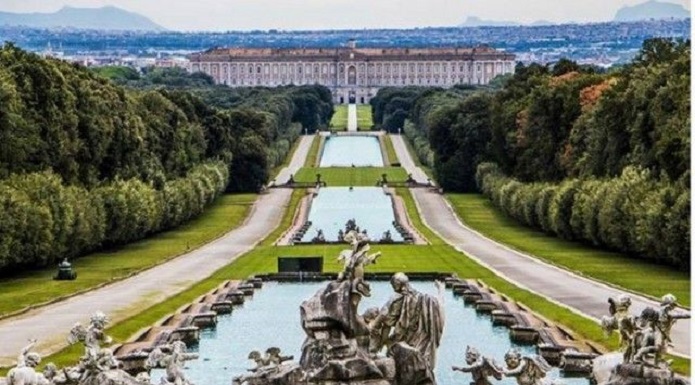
[187,40,515,104]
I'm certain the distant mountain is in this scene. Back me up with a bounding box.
[459,16,555,27]
[0,6,165,31]
[614,0,690,21]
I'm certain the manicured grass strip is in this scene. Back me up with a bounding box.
[304,135,322,167]
[0,194,256,317]
[395,188,439,245]
[330,105,348,130]
[295,167,408,186]
[446,194,691,308]
[356,105,373,131]
[383,135,398,166]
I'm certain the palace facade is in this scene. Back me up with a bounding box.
[187,40,515,104]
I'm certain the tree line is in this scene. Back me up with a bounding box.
[370,38,689,269]
[0,44,333,274]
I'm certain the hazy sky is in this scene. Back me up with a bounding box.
[0,0,691,31]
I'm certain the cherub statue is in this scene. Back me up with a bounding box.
[655,294,690,365]
[146,340,199,385]
[502,349,552,385]
[337,230,381,299]
[265,347,293,366]
[629,307,659,365]
[233,348,292,385]
[600,294,636,360]
[68,311,113,365]
[6,339,50,385]
[452,346,503,385]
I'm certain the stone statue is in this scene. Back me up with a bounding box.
[592,294,690,385]
[311,229,326,243]
[629,307,659,365]
[233,348,301,385]
[338,230,381,299]
[655,294,689,364]
[452,346,503,385]
[145,340,199,385]
[68,311,113,366]
[600,294,636,361]
[502,349,552,385]
[6,339,52,385]
[369,273,444,376]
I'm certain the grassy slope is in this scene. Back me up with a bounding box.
[295,167,408,186]
[357,105,373,131]
[0,194,256,317]
[11,188,689,375]
[330,105,348,130]
[447,194,691,307]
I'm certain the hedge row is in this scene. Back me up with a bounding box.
[0,161,228,274]
[403,120,434,168]
[476,163,689,269]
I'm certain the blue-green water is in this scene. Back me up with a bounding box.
[155,282,589,385]
[319,136,383,167]
[301,187,402,242]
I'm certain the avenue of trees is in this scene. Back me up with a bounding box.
[371,39,690,269]
[0,44,333,274]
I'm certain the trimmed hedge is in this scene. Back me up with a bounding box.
[476,163,690,269]
[0,161,228,274]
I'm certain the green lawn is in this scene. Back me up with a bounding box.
[0,194,256,318]
[447,194,691,308]
[303,135,321,167]
[382,135,398,166]
[295,167,408,186]
[7,188,689,376]
[357,105,373,131]
[330,105,348,130]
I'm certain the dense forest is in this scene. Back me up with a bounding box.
[0,44,333,274]
[371,39,690,269]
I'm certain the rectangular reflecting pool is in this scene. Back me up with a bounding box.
[301,187,402,242]
[162,281,589,385]
[319,135,383,167]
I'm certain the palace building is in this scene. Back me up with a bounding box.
[187,40,515,104]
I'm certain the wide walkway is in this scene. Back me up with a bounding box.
[0,135,314,366]
[389,134,690,357]
[347,103,357,132]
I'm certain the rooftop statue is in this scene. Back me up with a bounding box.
[452,346,503,385]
